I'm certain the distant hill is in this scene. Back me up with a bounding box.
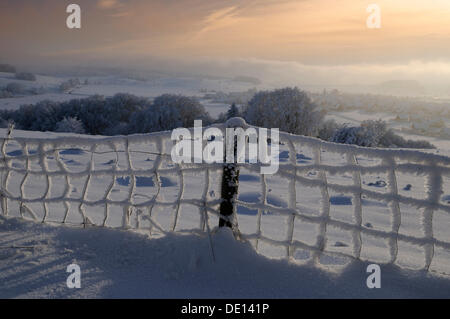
[0,64,16,73]
[232,75,261,85]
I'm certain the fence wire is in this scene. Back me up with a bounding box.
[1,121,449,274]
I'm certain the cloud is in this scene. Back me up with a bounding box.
[97,0,132,18]
[97,0,124,10]
[2,0,450,73]
[109,11,132,18]
[195,6,241,38]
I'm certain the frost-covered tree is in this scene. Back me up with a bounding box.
[332,120,388,147]
[72,95,110,135]
[243,87,324,136]
[318,119,340,141]
[0,93,211,136]
[55,117,85,134]
[331,120,434,149]
[226,103,240,119]
[129,94,210,133]
[332,125,369,146]
[12,100,60,132]
[129,103,184,133]
[152,94,210,128]
[103,122,129,136]
[103,93,148,126]
[57,94,146,135]
[215,103,241,123]
[0,64,16,73]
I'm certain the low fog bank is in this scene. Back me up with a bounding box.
[4,55,450,98]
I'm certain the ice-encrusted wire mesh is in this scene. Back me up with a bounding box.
[0,121,449,274]
[0,130,227,237]
[236,132,450,274]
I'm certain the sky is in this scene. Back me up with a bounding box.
[1,0,450,87]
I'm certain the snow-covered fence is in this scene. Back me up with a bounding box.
[0,118,449,274]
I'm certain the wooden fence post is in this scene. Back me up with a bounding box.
[219,161,239,228]
[219,118,242,228]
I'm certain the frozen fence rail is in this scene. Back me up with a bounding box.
[0,119,449,274]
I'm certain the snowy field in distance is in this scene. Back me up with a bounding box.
[0,72,260,116]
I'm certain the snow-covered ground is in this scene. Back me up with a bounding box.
[1,216,450,298]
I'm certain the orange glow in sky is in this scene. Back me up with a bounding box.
[1,0,450,67]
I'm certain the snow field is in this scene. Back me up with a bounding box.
[1,216,450,298]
